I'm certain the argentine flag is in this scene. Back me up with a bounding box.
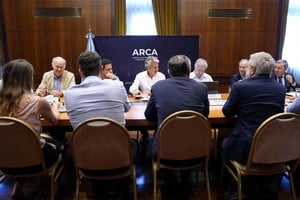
[86,31,95,52]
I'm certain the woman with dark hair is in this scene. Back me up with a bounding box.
[0,59,61,199]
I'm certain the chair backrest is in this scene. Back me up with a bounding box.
[247,112,300,167]
[72,117,132,171]
[0,117,46,173]
[157,110,211,167]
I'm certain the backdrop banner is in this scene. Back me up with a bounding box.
[93,35,200,91]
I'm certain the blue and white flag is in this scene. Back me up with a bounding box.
[85,31,95,52]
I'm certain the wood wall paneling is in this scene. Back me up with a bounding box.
[179,0,280,92]
[1,0,112,87]
[1,0,281,93]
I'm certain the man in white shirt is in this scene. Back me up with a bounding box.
[129,56,165,97]
[189,58,213,82]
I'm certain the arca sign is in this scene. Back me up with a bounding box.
[132,49,158,56]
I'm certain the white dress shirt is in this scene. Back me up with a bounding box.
[129,71,165,94]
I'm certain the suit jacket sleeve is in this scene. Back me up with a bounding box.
[144,95,158,122]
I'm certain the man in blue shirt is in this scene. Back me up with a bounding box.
[65,52,130,128]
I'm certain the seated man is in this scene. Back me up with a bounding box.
[222,52,286,199]
[65,51,131,128]
[145,55,209,157]
[144,55,209,199]
[229,58,248,89]
[100,58,120,80]
[273,59,298,92]
[65,51,138,198]
[129,56,165,97]
[36,56,75,97]
[189,58,213,82]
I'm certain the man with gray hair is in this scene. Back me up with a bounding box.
[189,58,213,82]
[222,51,286,199]
[36,56,75,97]
[129,56,165,97]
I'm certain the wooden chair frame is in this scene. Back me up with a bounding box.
[224,112,300,200]
[72,117,137,200]
[0,117,63,200]
[152,110,212,200]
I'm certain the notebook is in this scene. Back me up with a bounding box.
[202,81,219,94]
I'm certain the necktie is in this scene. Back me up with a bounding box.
[278,76,283,84]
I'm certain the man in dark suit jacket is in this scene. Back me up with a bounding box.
[144,55,209,199]
[273,59,298,92]
[229,59,248,89]
[145,55,209,157]
[222,52,286,199]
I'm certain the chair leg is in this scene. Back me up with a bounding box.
[288,170,297,200]
[237,172,242,200]
[75,179,80,200]
[132,168,137,200]
[205,168,211,200]
[153,163,157,200]
[50,176,55,200]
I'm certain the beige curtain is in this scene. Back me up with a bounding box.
[276,0,289,58]
[114,0,126,35]
[152,0,177,35]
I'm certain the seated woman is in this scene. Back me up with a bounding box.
[0,59,61,199]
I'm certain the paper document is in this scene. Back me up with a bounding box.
[208,94,222,99]
[209,99,226,106]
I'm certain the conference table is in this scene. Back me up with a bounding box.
[41,93,236,131]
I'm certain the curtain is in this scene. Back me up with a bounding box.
[152,0,177,35]
[276,0,289,59]
[115,0,126,35]
[282,0,300,83]
[126,0,156,35]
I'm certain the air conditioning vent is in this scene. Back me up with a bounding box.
[34,8,82,17]
[208,8,253,19]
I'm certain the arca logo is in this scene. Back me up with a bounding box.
[132,49,158,56]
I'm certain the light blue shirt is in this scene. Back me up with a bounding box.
[64,76,131,129]
[286,97,300,115]
[53,75,62,91]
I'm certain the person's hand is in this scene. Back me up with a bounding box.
[51,102,60,110]
[286,74,294,84]
[105,72,114,79]
[143,89,151,96]
[133,90,142,97]
[51,90,63,97]
[38,89,47,97]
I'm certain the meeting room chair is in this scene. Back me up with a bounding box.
[152,110,212,200]
[72,117,137,200]
[224,112,300,200]
[0,117,64,200]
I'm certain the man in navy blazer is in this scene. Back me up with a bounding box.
[144,54,209,199]
[145,55,209,157]
[273,59,298,92]
[222,52,286,199]
[223,52,285,164]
